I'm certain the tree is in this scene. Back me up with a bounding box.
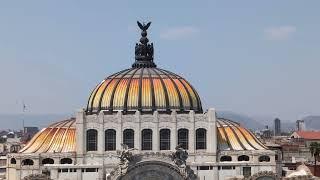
[310,142,320,176]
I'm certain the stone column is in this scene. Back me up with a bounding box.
[189,111,195,154]
[134,111,141,150]
[153,111,159,151]
[76,109,85,164]
[171,111,177,150]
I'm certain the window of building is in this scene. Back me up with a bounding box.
[60,158,72,164]
[123,129,134,148]
[259,155,270,162]
[160,129,170,150]
[66,169,76,172]
[86,129,98,151]
[42,158,54,165]
[178,129,189,150]
[197,166,213,170]
[238,155,249,161]
[220,156,232,162]
[142,129,152,150]
[10,158,16,164]
[196,128,206,150]
[85,168,98,172]
[243,167,251,177]
[22,159,34,166]
[105,129,116,151]
[219,166,235,170]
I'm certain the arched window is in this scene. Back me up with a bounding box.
[105,129,116,151]
[86,129,98,151]
[123,129,134,148]
[141,129,152,150]
[10,158,16,164]
[178,129,189,150]
[238,155,249,161]
[160,129,170,150]
[259,155,270,162]
[22,159,34,166]
[60,158,72,164]
[220,156,232,162]
[42,158,54,165]
[196,128,206,150]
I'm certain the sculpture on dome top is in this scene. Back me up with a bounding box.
[133,21,156,68]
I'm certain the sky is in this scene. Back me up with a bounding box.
[0,1,319,122]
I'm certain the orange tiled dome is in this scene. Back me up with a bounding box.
[86,67,202,114]
[217,118,267,150]
[19,118,75,153]
[19,118,267,154]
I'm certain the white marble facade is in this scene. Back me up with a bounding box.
[7,108,276,180]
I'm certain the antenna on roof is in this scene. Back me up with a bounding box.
[22,101,26,133]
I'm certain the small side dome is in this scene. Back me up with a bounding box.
[19,118,76,153]
[217,118,268,151]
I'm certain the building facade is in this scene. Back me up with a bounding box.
[274,118,281,136]
[296,120,306,131]
[7,22,276,180]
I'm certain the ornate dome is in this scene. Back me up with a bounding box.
[86,22,202,114]
[19,118,75,153]
[86,67,202,114]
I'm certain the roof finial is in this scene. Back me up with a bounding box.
[132,21,156,68]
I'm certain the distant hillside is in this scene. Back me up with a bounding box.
[0,114,70,130]
[303,115,320,130]
[216,111,264,130]
[1,113,318,132]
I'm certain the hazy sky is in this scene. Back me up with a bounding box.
[0,1,319,121]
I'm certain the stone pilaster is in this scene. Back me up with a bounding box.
[189,110,195,153]
[135,111,141,150]
[207,108,217,156]
[50,169,58,180]
[98,111,104,154]
[76,109,85,162]
[153,111,159,151]
[117,111,122,150]
[77,168,82,180]
[171,111,177,150]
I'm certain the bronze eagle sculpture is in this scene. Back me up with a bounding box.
[137,21,151,31]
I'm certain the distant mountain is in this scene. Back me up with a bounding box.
[0,114,70,130]
[303,115,320,130]
[216,111,264,130]
[1,112,318,132]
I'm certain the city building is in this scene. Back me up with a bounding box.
[0,156,6,179]
[21,127,39,143]
[290,131,320,147]
[296,120,306,131]
[261,125,272,139]
[7,22,277,180]
[274,118,281,136]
